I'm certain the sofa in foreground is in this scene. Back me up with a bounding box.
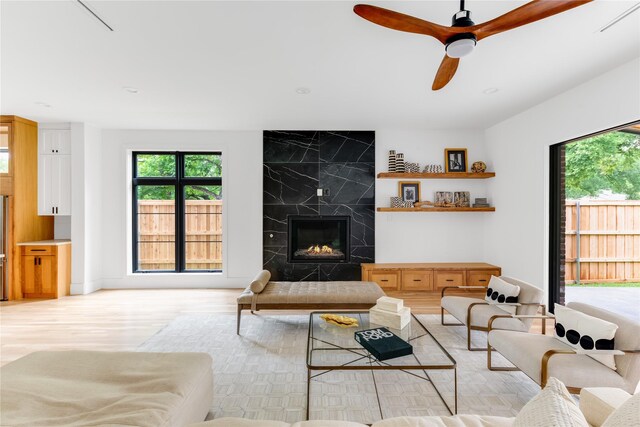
[0,351,213,427]
[191,378,639,427]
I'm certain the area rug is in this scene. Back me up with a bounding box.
[137,314,540,424]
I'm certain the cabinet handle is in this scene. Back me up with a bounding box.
[39,257,41,265]
[55,207,58,214]
[34,257,37,266]
[31,249,46,252]
[446,279,453,282]
[380,279,388,282]
[52,207,54,214]
[413,279,421,282]
[479,279,487,282]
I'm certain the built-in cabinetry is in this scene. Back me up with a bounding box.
[361,263,501,291]
[0,116,55,300]
[38,129,71,215]
[19,240,71,298]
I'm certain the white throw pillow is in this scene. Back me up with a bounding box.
[601,392,640,427]
[514,377,589,427]
[554,305,618,370]
[485,276,520,315]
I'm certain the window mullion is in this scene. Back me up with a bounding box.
[176,153,183,272]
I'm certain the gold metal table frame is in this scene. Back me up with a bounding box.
[306,311,457,422]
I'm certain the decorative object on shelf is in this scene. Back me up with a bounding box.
[444,148,467,173]
[454,191,471,207]
[401,200,414,208]
[471,161,487,173]
[422,164,444,173]
[473,197,490,208]
[320,313,359,328]
[406,162,420,173]
[395,153,405,173]
[435,191,454,207]
[398,181,420,203]
[388,150,397,172]
[414,201,434,208]
[390,196,403,208]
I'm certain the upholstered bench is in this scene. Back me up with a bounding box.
[237,270,385,334]
[0,350,213,427]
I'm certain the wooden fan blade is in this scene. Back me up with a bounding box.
[472,0,593,40]
[354,4,457,44]
[432,55,460,91]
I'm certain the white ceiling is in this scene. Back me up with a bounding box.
[1,1,639,130]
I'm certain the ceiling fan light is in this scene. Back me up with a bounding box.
[446,38,476,58]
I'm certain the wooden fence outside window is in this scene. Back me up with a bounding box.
[565,200,640,284]
[137,200,222,271]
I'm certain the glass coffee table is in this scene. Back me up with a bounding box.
[306,311,457,421]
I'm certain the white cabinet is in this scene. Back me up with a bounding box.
[39,129,71,155]
[38,130,71,216]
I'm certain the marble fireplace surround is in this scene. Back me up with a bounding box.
[263,131,375,281]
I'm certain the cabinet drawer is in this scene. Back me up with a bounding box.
[21,246,53,256]
[370,270,400,291]
[401,270,433,291]
[467,270,500,287]
[434,271,465,289]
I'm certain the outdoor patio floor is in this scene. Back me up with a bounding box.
[565,287,640,322]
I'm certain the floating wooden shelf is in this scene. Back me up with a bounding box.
[377,207,495,212]
[377,172,495,179]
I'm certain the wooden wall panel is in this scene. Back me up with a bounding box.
[0,116,54,299]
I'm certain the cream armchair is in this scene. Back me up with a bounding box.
[487,302,640,394]
[440,276,545,351]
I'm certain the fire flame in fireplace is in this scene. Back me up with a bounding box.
[306,245,334,254]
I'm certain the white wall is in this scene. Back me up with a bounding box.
[100,130,262,289]
[70,123,86,292]
[484,58,640,297]
[375,129,492,262]
[83,124,103,293]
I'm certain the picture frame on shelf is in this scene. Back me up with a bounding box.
[454,191,470,207]
[434,191,453,207]
[445,148,467,173]
[398,181,420,203]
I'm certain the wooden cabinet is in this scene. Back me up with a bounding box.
[362,263,501,292]
[20,242,71,299]
[0,116,55,300]
[38,129,71,216]
[401,270,433,291]
[434,270,466,290]
[370,269,401,291]
[467,269,500,287]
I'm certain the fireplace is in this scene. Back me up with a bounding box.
[288,216,350,263]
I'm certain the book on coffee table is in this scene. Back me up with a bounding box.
[354,327,413,361]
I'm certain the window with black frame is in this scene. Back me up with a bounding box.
[132,152,222,273]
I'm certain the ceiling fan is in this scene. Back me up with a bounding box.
[353,0,593,90]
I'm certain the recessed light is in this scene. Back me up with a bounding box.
[295,87,311,95]
[35,101,52,108]
[123,86,139,94]
[482,87,499,95]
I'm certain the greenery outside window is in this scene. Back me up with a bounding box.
[132,152,222,273]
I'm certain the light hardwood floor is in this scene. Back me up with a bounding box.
[0,289,547,366]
